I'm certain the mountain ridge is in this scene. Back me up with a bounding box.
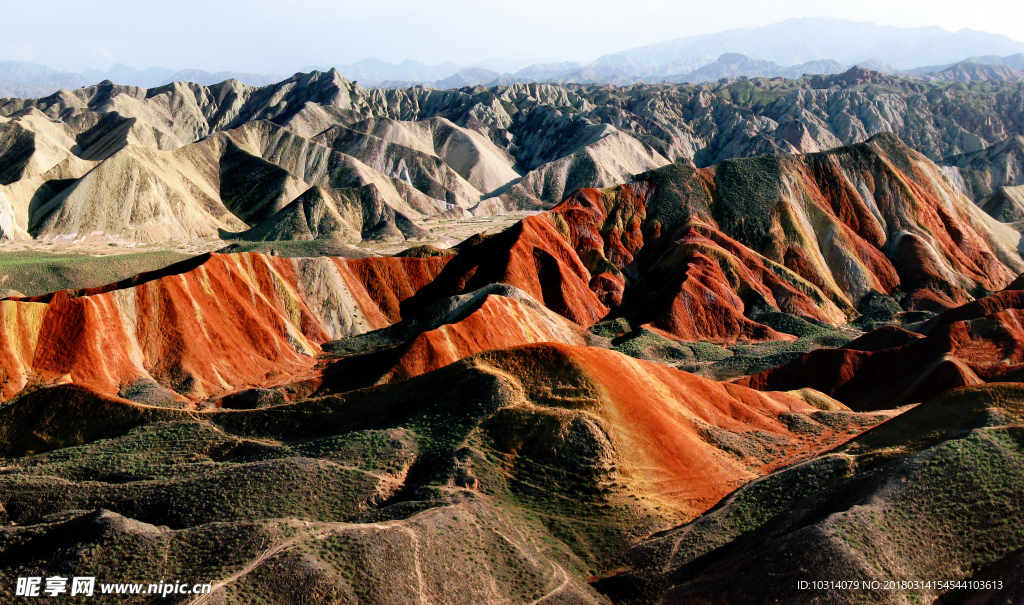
[3,19,1024,95]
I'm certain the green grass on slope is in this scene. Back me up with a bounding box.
[0,421,420,528]
[217,240,375,259]
[0,372,617,604]
[0,250,194,296]
[712,154,786,251]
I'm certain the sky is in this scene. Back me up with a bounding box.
[2,0,1023,73]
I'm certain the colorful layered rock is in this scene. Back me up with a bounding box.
[546,133,1022,342]
[0,252,449,402]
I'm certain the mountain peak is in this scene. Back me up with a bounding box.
[717,52,749,62]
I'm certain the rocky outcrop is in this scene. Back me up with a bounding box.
[942,135,1024,201]
[739,280,1024,409]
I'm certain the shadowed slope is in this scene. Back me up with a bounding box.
[314,116,521,196]
[397,215,609,327]
[0,504,607,605]
[943,135,1024,202]
[979,184,1024,224]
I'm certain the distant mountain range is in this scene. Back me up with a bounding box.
[2,17,1024,98]
[590,17,1024,72]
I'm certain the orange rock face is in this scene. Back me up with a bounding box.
[310,290,590,394]
[545,134,1021,342]
[396,217,609,328]
[460,343,878,518]
[383,294,587,383]
[342,255,450,324]
[0,253,428,402]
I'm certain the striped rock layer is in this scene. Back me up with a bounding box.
[551,133,1023,342]
[0,252,449,402]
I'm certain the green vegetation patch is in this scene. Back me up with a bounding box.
[0,250,194,296]
[0,422,418,528]
[712,154,785,250]
[217,240,374,259]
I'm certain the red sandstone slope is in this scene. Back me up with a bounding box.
[386,133,1022,346]
[0,252,450,402]
[343,254,451,323]
[459,343,889,520]
[544,133,1022,342]
[380,292,587,383]
[395,216,608,327]
[308,286,589,394]
[341,133,1019,348]
[0,239,601,404]
[738,281,1024,410]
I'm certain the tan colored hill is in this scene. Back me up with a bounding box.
[19,120,445,244]
[0,73,662,246]
[486,127,669,214]
[979,183,1024,223]
[0,110,96,241]
[31,142,249,242]
[0,109,79,183]
[315,116,522,198]
[942,135,1024,202]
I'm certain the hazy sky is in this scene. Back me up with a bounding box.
[3,0,1023,73]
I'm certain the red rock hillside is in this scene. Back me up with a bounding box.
[547,133,1022,342]
[0,252,452,402]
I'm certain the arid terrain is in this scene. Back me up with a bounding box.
[1,66,1024,604]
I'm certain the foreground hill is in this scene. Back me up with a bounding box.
[0,343,887,603]
[599,382,1024,604]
